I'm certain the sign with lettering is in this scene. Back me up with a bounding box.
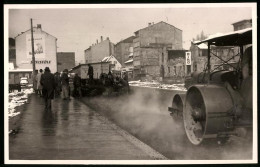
[26,34,45,59]
[186,52,191,65]
[31,60,51,64]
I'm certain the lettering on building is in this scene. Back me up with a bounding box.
[31,60,51,64]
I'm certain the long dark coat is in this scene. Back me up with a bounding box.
[40,71,56,99]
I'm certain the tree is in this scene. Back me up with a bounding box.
[193,30,208,41]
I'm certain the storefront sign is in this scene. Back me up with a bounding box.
[26,34,46,59]
[31,60,51,64]
[186,52,191,65]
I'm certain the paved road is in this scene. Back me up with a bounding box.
[81,86,253,160]
[9,94,166,160]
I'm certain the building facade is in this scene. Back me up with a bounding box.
[57,52,75,72]
[163,50,187,78]
[133,21,183,79]
[101,55,122,71]
[114,36,135,66]
[84,36,114,63]
[15,24,57,73]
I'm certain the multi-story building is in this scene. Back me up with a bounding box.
[57,52,75,72]
[133,21,183,79]
[232,19,252,31]
[114,36,135,66]
[15,24,58,73]
[84,36,114,63]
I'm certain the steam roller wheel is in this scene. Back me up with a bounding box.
[183,85,234,145]
[172,94,186,119]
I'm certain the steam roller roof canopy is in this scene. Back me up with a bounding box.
[194,28,252,46]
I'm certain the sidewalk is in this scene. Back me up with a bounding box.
[9,94,166,160]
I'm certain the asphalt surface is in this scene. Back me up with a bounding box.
[81,86,253,160]
[9,94,166,160]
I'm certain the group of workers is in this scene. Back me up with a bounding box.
[33,67,72,111]
[33,63,129,111]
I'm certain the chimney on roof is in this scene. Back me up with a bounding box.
[101,36,103,42]
[148,22,152,26]
[96,39,98,44]
[37,24,42,29]
[107,37,109,40]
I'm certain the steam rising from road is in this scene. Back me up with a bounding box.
[84,87,252,160]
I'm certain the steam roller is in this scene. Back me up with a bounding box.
[183,85,235,145]
[169,84,242,145]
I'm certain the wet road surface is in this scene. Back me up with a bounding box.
[9,94,166,160]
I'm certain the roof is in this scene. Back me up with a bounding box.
[135,21,182,33]
[194,28,252,46]
[124,59,133,64]
[116,36,135,45]
[192,41,208,49]
[102,56,110,62]
[15,27,57,39]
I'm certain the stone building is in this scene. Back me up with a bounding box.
[133,21,183,79]
[163,50,188,78]
[15,24,57,73]
[114,36,135,66]
[84,36,114,63]
[57,52,75,72]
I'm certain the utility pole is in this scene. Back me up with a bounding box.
[31,18,36,89]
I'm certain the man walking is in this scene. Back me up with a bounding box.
[61,69,70,100]
[40,67,56,111]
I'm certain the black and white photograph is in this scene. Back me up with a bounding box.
[4,3,257,164]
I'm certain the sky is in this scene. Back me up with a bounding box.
[7,4,253,64]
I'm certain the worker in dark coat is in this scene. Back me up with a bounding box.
[61,69,70,100]
[73,73,82,97]
[40,67,56,111]
[87,64,94,84]
[54,72,61,96]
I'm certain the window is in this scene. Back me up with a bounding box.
[114,61,117,64]
[168,67,170,73]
